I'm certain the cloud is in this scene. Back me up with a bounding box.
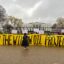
[12,1,43,17]
[13,0,16,2]
[0,0,64,24]
[27,0,43,17]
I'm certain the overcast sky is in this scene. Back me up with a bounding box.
[0,0,64,24]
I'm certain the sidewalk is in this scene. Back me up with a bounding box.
[0,46,63,64]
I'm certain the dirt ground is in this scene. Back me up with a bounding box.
[0,46,64,64]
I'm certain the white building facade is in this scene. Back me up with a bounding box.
[22,22,52,32]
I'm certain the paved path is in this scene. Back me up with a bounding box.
[0,46,64,64]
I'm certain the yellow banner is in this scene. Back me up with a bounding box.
[0,34,64,47]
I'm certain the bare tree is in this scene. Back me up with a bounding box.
[0,5,7,33]
[8,16,23,28]
[0,5,7,22]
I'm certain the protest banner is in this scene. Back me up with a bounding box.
[0,34,64,47]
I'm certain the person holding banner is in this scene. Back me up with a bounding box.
[22,33,29,49]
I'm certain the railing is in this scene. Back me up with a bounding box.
[0,27,63,34]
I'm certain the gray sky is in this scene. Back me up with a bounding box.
[0,0,64,24]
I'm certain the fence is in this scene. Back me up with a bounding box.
[0,27,64,34]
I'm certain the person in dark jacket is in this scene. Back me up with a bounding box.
[22,33,29,48]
